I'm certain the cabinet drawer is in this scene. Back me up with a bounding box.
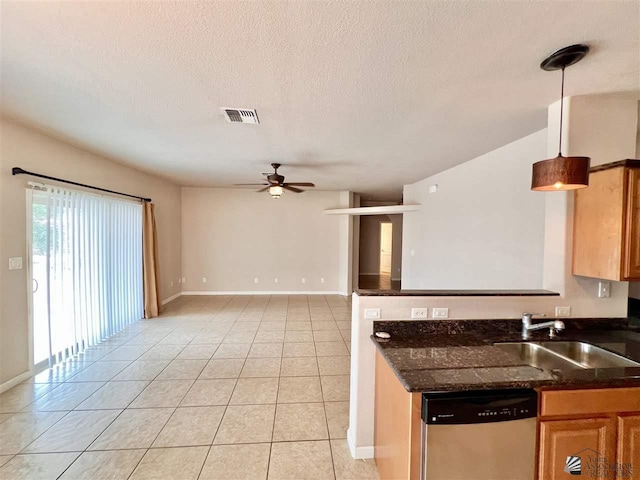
[540,387,640,417]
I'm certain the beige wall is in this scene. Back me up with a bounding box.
[358,215,402,279]
[0,118,182,385]
[181,187,346,293]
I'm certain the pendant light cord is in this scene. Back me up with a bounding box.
[558,66,565,157]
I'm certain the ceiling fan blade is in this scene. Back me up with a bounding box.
[284,182,315,187]
[257,186,271,192]
[282,185,303,193]
[234,183,269,186]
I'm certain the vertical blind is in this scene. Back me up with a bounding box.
[35,185,143,366]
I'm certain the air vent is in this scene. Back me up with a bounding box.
[221,108,259,124]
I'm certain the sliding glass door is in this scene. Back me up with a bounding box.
[29,185,143,369]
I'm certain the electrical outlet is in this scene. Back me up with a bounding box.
[598,281,611,298]
[429,184,438,194]
[555,306,571,317]
[202,277,207,283]
[274,278,278,284]
[254,277,259,284]
[364,308,381,319]
[181,277,186,284]
[301,278,306,284]
[320,277,325,284]
[432,308,449,319]
[411,308,428,319]
[171,280,174,287]
[178,278,182,284]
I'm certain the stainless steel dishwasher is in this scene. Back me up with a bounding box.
[421,389,537,480]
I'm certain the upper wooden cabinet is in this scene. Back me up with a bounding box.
[573,160,640,281]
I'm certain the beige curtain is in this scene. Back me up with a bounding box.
[143,202,161,318]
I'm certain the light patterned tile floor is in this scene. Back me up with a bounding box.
[0,295,379,480]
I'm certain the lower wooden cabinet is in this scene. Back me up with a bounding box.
[618,415,640,479]
[538,388,640,480]
[374,350,422,480]
[538,417,616,479]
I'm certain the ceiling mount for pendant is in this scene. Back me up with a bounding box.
[539,44,589,72]
[531,44,591,192]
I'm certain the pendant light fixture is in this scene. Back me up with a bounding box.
[531,44,591,191]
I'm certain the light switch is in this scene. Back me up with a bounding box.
[432,308,449,319]
[9,257,22,270]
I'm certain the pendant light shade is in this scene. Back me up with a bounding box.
[532,44,591,192]
[531,155,590,191]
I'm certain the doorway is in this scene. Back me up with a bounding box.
[379,222,392,275]
[28,184,144,370]
[357,215,401,290]
[30,192,50,369]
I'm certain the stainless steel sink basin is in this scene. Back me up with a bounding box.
[495,341,640,370]
[539,341,640,368]
[495,342,585,370]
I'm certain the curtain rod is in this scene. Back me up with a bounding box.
[12,167,152,203]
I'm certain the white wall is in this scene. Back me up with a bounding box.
[402,129,547,289]
[0,118,182,387]
[181,187,348,294]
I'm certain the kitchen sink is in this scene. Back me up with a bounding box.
[495,342,585,370]
[495,341,640,370]
[539,341,640,369]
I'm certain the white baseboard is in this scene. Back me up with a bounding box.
[0,370,32,394]
[347,428,374,459]
[391,277,401,281]
[181,290,345,296]
[161,292,182,305]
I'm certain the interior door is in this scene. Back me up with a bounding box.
[380,222,392,274]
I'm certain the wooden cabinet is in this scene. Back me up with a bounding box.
[618,415,640,479]
[573,160,640,281]
[374,350,422,480]
[538,417,616,479]
[537,388,640,480]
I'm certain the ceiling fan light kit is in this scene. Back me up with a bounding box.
[269,185,283,199]
[531,44,591,192]
[234,163,315,198]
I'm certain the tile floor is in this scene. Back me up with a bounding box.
[0,295,379,480]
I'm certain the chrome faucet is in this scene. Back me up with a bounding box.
[521,313,565,340]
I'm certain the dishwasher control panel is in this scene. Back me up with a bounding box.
[422,389,537,425]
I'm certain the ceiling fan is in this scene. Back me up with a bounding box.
[235,163,315,198]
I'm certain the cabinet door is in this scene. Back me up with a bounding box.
[618,415,640,480]
[624,168,640,279]
[573,167,626,281]
[539,417,616,480]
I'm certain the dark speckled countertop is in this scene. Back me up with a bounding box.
[372,319,640,392]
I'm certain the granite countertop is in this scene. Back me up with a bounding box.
[372,319,640,392]
[356,289,559,297]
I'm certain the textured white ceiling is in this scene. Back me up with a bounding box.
[1,1,639,199]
